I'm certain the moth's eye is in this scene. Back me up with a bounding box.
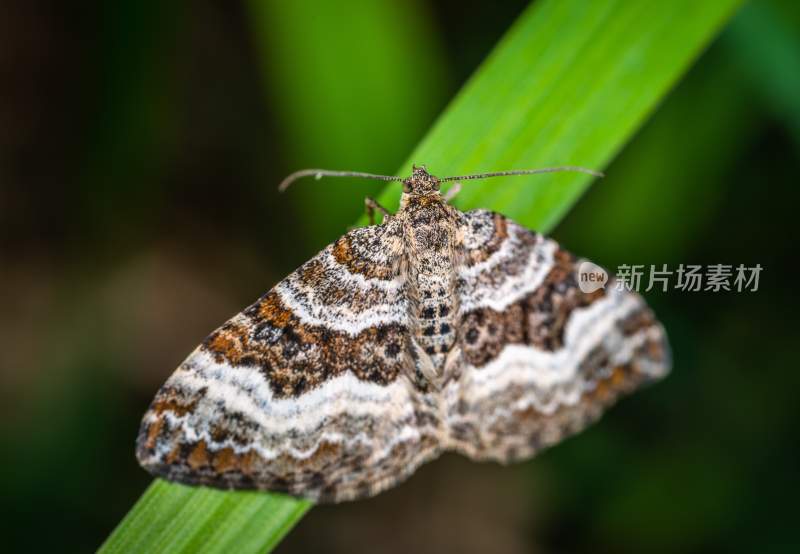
[434,182,440,191]
[403,182,412,193]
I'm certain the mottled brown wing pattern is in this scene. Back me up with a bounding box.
[136,221,444,502]
[445,210,670,462]
[137,166,671,503]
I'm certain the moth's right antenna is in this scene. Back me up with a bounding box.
[279,169,403,192]
[438,166,604,182]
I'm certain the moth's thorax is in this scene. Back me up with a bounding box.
[400,199,462,380]
[399,191,442,211]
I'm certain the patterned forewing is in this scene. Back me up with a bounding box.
[446,210,670,462]
[136,221,444,502]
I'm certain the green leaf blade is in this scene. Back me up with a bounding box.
[99,480,310,554]
[367,0,743,233]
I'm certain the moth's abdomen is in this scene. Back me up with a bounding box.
[414,272,458,360]
[405,204,463,372]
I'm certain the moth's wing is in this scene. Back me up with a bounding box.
[136,221,444,503]
[446,209,670,462]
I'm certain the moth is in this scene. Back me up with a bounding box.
[136,165,670,502]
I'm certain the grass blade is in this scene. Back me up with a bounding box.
[366,0,743,232]
[100,481,310,553]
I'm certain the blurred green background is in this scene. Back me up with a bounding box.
[1,1,798,553]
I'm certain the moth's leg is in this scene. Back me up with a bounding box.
[442,346,463,384]
[406,339,443,391]
[365,196,392,225]
[443,182,462,202]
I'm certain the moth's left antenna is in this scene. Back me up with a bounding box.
[279,169,403,192]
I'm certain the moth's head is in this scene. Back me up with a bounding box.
[402,165,441,197]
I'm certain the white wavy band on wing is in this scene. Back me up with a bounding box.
[161,349,415,434]
[148,409,433,463]
[459,289,645,403]
[309,248,405,293]
[276,255,408,334]
[459,235,557,313]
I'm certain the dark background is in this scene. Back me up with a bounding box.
[1,1,798,552]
